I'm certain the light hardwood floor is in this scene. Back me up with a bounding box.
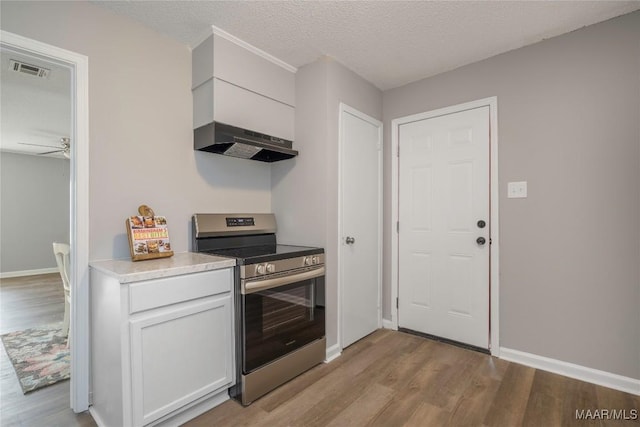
[0,273,95,427]
[187,329,639,427]
[1,275,638,426]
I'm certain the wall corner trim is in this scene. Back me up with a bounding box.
[500,347,640,396]
[324,344,342,363]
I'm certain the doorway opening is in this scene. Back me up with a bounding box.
[1,30,90,412]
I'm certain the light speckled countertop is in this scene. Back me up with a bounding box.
[90,252,236,283]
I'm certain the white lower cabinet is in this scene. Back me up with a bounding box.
[130,295,233,426]
[90,264,235,427]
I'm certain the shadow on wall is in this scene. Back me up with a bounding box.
[112,234,129,260]
[194,150,272,191]
[270,155,297,188]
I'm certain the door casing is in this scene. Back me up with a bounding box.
[390,97,500,356]
[1,30,91,411]
[337,103,383,352]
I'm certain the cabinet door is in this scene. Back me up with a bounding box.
[129,295,233,426]
[213,78,295,141]
[212,34,295,106]
[192,78,295,140]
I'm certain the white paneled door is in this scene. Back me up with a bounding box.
[340,104,382,349]
[398,106,490,349]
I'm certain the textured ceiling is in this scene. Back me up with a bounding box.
[91,1,640,90]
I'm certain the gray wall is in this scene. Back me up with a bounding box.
[0,153,70,273]
[1,1,272,261]
[383,11,640,379]
[273,56,383,350]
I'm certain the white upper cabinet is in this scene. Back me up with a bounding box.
[192,34,295,106]
[192,32,296,140]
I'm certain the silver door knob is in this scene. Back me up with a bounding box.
[345,236,355,245]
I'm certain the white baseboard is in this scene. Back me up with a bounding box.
[382,318,397,330]
[90,389,229,427]
[324,343,341,363]
[0,267,58,279]
[89,407,107,427]
[500,347,640,396]
[156,390,229,426]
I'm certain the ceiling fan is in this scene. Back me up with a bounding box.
[18,137,71,158]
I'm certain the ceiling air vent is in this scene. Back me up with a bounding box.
[9,59,50,78]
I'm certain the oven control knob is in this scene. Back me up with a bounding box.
[266,263,275,273]
[256,264,266,275]
[312,256,320,265]
[304,257,312,266]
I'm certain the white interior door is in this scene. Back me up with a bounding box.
[340,105,382,349]
[398,106,490,349]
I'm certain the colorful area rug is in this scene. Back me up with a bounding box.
[1,323,70,393]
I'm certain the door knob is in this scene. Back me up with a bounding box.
[345,236,355,245]
[477,220,486,229]
[476,237,486,245]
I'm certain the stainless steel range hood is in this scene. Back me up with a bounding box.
[194,121,298,162]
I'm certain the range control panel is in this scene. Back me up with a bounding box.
[240,254,325,280]
[226,217,255,227]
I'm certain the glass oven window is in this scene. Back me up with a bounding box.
[243,277,325,373]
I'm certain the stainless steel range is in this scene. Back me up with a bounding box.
[192,213,325,406]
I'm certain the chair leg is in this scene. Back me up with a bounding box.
[67,320,71,349]
[63,299,70,339]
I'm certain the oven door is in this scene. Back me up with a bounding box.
[241,266,325,374]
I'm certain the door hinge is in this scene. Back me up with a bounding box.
[396,297,399,309]
[397,144,400,157]
[396,221,399,233]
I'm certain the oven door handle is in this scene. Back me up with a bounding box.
[242,266,325,294]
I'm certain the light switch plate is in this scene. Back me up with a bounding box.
[508,181,527,198]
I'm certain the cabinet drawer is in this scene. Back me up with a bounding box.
[129,268,232,314]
